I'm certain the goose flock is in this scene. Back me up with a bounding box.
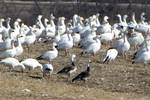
[0,12,150,83]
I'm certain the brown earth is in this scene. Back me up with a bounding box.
[0,41,150,100]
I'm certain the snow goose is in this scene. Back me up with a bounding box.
[21,58,43,72]
[81,36,101,56]
[20,23,30,35]
[98,31,115,44]
[57,17,66,35]
[36,42,58,63]
[73,14,79,27]
[72,16,84,33]
[2,17,11,41]
[95,13,101,27]
[42,63,53,77]
[0,57,25,72]
[15,36,23,56]
[44,14,56,38]
[10,18,21,40]
[97,16,111,34]
[132,38,150,60]
[102,47,118,63]
[72,32,80,46]
[0,41,16,59]
[79,26,97,48]
[33,15,45,39]
[0,18,6,35]
[24,27,36,52]
[57,54,77,77]
[132,41,150,64]
[56,30,73,55]
[127,28,144,50]
[113,31,130,59]
[0,37,13,51]
[139,12,148,25]
[72,60,91,82]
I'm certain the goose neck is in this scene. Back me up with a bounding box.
[6,20,11,29]
[118,16,123,23]
[0,21,3,27]
[38,18,44,29]
[50,19,55,26]
[44,20,48,27]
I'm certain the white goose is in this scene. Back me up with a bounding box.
[56,31,73,55]
[44,14,56,38]
[2,17,11,41]
[113,28,130,58]
[33,15,45,38]
[79,26,96,48]
[0,37,13,51]
[133,38,150,59]
[15,37,23,56]
[57,17,66,35]
[20,23,30,35]
[0,18,6,36]
[81,37,101,56]
[97,16,111,34]
[0,41,16,59]
[21,58,43,71]
[132,42,150,64]
[42,64,53,77]
[72,16,84,33]
[103,48,118,63]
[127,28,144,49]
[36,42,58,63]
[24,27,36,52]
[72,32,80,46]
[10,18,21,40]
[0,57,25,71]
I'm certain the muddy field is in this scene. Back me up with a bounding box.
[0,41,150,100]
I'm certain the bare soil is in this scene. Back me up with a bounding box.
[0,41,150,100]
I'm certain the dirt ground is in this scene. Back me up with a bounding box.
[0,41,150,100]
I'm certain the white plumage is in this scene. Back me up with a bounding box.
[0,57,25,71]
[36,43,58,63]
[81,37,101,56]
[21,58,43,71]
[42,64,53,76]
[103,48,118,63]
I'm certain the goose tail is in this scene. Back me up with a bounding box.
[103,56,109,63]
[72,76,79,82]
[36,55,43,60]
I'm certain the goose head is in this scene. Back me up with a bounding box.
[0,18,5,22]
[50,13,55,20]
[116,14,122,23]
[91,25,97,32]
[16,18,22,23]
[52,42,58,49]
[58,17,65,25]
[96,13,100,17]
[6,17,11,22]
[38,15,43,20]
[117,14,121,18]
[44,18,49,23]
[71,54,76,62]
[103,16,109,23]
[19,63,26,70]
[123,15,128,23]
[140,12,146,21]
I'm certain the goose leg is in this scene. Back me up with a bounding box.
[124,52,128,60]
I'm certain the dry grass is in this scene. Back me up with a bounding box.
[0,41,150,100]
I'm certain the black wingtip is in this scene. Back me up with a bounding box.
[36,56,42,60]
[132,61,135,64]
[103,56,109,64]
